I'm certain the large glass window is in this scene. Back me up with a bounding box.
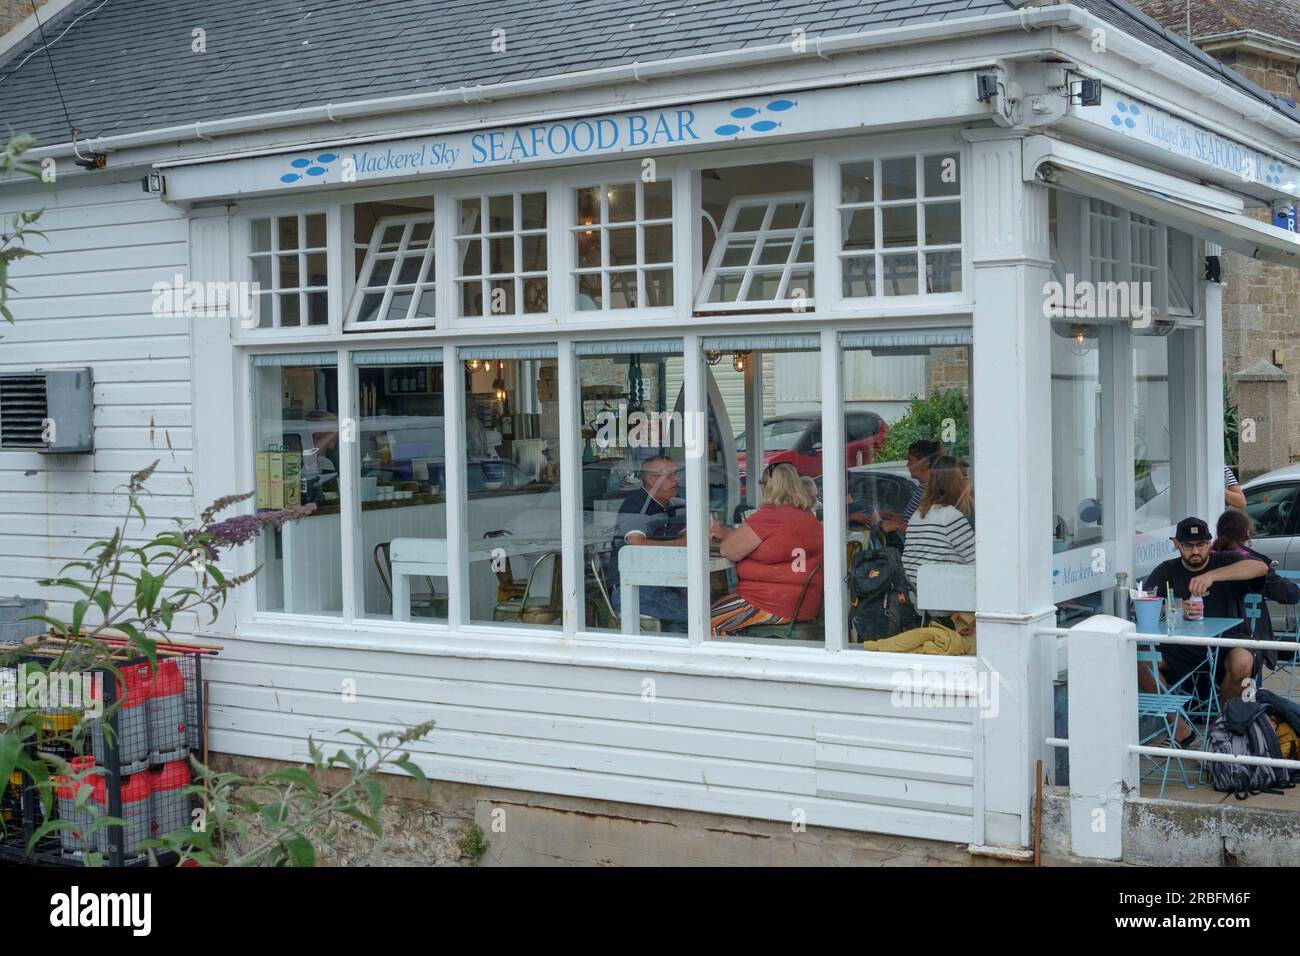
[697,161,813,307]
[573,180,673,310]
[1133,333,1177,577]
[838,152,962,299]
[250,214,329,329]
[355,351,447,621]
[253,354,342,614]
[704,338,825,646]
[577,341,686,636]
[460,347,563,629]
[839,341,973,649]
[457,191,548,317]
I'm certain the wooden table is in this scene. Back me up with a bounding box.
[617,545,733,635]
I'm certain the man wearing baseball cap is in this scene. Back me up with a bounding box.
[1139,516,1267,744]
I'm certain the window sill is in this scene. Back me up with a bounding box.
[212,614,979,689]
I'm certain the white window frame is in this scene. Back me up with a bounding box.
[450,187,551,320]
[568,176,676,314]
[831,149,965,305]
[247,212,331,331]
[344,213,438,331]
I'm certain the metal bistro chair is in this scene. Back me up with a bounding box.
[374,542,447,618]
[1136,644,1199,798]
[484,530,529,622]
[1271,598,1300,701]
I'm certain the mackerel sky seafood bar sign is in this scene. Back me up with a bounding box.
[160,73,983,202]
[1079,88,1300,198]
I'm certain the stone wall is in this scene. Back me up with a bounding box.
[925,346,971,398]
[1214,49,1300,464]
[0,0,48,39]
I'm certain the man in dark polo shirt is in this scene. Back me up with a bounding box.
[608,456,689,632]
[1141,516,1267,742]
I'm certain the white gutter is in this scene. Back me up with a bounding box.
[24,6,1084,160]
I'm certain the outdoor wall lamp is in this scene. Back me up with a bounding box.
[733,352,749,373]
[705,350,722,366]
[465,359,482,372]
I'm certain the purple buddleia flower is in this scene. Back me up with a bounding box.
[188,503,316,556]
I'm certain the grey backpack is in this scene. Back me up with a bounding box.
[1207,705,1293,799]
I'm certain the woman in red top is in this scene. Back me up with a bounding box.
[709,462,824,635]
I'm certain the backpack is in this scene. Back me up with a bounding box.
[1270,715,1300,762]
[849,536,919,642]
[1207,705,1293,799]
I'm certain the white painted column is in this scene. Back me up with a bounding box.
[557,340,581,634]
[444,348,469,630]
[1067,614,1138,860]
[683,334,708,645]
[1203,242,1226,522]
[967,131,1057,850]
[1100,324,1135,598]
[819,329,846,653]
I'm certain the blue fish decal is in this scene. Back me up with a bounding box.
[752,120,780,132]
[290,158,312,168]
[730,107,760,119]
[280,173,301,183]
[1124,118,1136,129]
[316,153,338,163]
[766,99,797,112]
[1110,115,1123,126]
[1128,104,1141,115]
[306,166,327,176]
[714,124,744,136]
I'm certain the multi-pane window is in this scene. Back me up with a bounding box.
[250,214,329,328]
[698,195,814,305]
[572,180,673,310]
[457,192,548,317]
[1087,200,1124,283]
[347,214,437,329]
[838,153,962,298]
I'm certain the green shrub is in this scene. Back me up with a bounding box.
[877,389,971,463]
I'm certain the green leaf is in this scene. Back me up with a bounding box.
[282,835,316,867]
[363,778,383,817]
[159,600,174,630]
[0,734,20,798]
[338,805,384,838]
[393,755,429,789]
[264,766,320,795]
[70,599,89,636]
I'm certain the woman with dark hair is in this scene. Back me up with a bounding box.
[1212,510,1299,664]
[900,456,975,594]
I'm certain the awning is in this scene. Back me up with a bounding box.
[1025,136,1300,267]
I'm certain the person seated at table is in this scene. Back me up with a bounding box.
[1142,516,1268,744]
[1211,508,1299,668]
[875,439,944,535]
[708,463,824,635]
[608,456,689,632]
[1224,464,1246,510]
[900,456,974,595]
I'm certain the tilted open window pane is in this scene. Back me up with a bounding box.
[248,213,329,329]
[698,161,813,308]
[347,203,436,330]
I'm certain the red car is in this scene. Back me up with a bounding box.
[736,412,888,490]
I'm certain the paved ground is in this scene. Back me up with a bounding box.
[1138,669,1300,809]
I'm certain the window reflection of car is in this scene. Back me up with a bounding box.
[1241,463,1300,627]
[827,460,918,518]
[735,412,889,486]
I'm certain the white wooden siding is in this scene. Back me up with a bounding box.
[206,635,978,841]
[0,176,195,629]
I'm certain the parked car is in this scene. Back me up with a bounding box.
[735,411,888,488]
[1241,463,1300,628]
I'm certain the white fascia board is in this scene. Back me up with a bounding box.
[1023,135,1246,213]
[159,71,992,205]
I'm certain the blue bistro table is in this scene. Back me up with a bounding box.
[1135,616,1243,786]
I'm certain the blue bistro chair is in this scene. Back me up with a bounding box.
[1136,645,1199,798]
[1261,594,1300,700]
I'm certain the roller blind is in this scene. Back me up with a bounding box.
[251,352,338,367]
[353,349,444,365]
[839,330,972,349]
[459,344,557,360]
[575,340,683,355]
[701,334,820,351]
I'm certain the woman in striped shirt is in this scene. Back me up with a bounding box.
[901,456,975,594]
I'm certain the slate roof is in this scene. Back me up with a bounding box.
[1130,0,1300,45]
[0,0,1295,149]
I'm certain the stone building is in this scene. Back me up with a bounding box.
[1134,0,1300,474]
